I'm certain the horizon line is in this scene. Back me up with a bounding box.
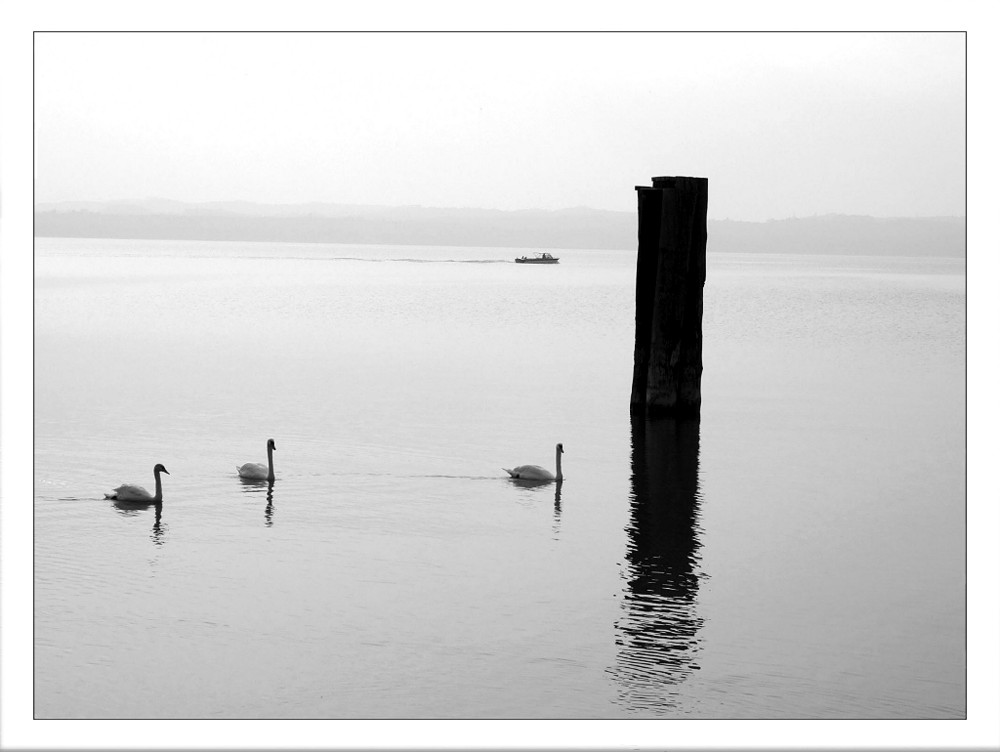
[32,197,967,223]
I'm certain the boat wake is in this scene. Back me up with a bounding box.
[391,258,509,264]
[245,256,511,264]
[313,471,502,481]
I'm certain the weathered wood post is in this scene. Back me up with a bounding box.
[630,176,708,416]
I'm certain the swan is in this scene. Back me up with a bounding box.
[105,464,169,502]
[237,438,276,481]
[503,443,564,482]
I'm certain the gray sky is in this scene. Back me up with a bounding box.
[34,31,965,221]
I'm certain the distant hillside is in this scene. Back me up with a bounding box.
[33,200,966,257]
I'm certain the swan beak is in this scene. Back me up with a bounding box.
[163,468,170,474]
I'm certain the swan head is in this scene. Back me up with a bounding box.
[153,463,169,475]
[267,438,277,451]
[557,443,564,454]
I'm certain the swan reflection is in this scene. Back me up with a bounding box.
[110,498,167,545]
[506,477,555,491]
[150,503,165,545]
[506,477,564,537]
[610,415,704,714]
[553,480,562,536]
[239,475,271,487]
[239,477,276,526]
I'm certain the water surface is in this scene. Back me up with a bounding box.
[34,237,965,719]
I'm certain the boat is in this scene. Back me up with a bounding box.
[515,252,560,264]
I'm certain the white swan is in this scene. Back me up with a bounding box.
[237,438,276,481]
[105,463,169,502]
[503,443,564,482]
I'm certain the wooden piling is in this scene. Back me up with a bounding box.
[631,176,708,416]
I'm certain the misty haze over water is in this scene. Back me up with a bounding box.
[34,200,966,257]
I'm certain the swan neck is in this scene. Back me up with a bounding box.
[555,447,562,481]
[266,444,275,480]
[153,469,163,502]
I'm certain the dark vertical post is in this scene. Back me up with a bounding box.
[631,176,708,416]
[630,187,664,409]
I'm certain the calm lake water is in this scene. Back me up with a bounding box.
[33,236,966,719]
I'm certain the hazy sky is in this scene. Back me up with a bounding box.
[34,31,965,221]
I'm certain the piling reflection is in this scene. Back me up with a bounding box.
[611,415,704,713]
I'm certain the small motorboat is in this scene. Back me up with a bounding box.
[515,252,560,264]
